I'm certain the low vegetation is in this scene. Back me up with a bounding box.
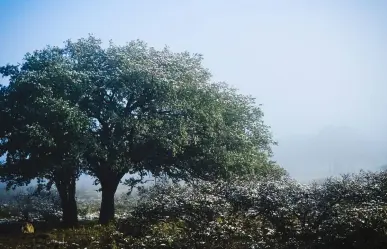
[1,171,387,248]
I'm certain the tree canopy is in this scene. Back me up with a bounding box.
[0,35,285,225]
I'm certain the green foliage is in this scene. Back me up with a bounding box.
[0,83,89,183]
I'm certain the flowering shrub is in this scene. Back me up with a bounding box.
[123,171,387,248]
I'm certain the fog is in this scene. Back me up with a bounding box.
[274,126,387,182]
[0,0,386,184]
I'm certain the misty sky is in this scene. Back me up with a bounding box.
[1,0,386,182]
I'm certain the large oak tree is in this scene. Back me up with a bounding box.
[0,36,284,224]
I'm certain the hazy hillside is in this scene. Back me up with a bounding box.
[273,126,387,182]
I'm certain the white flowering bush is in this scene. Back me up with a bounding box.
[119,171,387,248]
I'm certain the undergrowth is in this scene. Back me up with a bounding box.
[1,171,387,248]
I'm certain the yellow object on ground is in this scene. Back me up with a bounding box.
[21,222,35,234]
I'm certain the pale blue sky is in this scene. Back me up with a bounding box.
[1,0,386,181]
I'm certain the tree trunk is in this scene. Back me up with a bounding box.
[56,176,78,228]
[60,192,78,228]
[99,178,121,225]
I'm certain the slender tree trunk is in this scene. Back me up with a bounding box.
[99,178,121,225]
[56,176,79,228]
